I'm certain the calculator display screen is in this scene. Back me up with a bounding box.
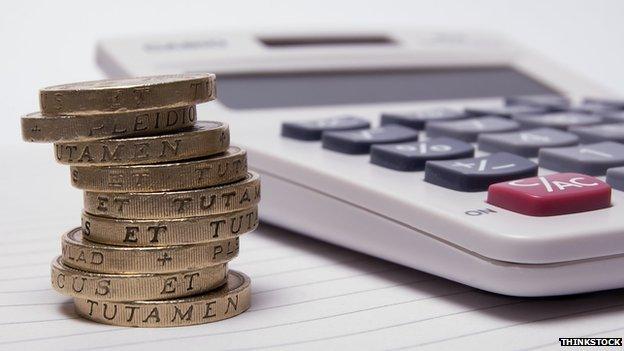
[216,67,558,110]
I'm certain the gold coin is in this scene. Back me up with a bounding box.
[40,73,216,116]
[83,171,260,219]
[61,227,239,274]
[70,146,247,192]
[21,105,196,143]
[73,270,250,327]
[54,121,229,166]
[82,206,258,246]
[51,256,227,301]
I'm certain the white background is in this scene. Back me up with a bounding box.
[2,0,624,146]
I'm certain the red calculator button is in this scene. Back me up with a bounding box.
[487,173,611,216]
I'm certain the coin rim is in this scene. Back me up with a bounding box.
[81,206,258,246]
[50,256,228,300]
[69,146,247,192]
[41,73,215,91]
[82,171,260,219]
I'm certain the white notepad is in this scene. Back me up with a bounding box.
[1,145,624,351]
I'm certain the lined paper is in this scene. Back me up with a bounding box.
[1,146,624,351]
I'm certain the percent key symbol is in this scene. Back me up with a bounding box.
[369,137,474,171]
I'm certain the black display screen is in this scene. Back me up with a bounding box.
[259,36,395,47]
[216,67,558,110]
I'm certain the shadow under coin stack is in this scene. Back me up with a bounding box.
[20,74,259,327]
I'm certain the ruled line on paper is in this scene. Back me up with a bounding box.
[392,302,624,350]
[0,275,48,282]
[227,300,529,351]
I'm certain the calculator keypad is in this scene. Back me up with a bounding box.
[538,141,624,175]
[370,137,474,171]
[514,112,603,130]
[280,95,624,213]
[322,125,419,154]
[282,116,370,140]
[424,152,538,192]
[380,108,465,130]
[426,116,520,142]
[487,173,611,216]
[477,128,579,157]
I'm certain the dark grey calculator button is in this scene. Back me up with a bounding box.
[505,95,570,110]
[570,123,624,143]
[582,97,624,110]
[424,152,538,192]
[281,116,370,140]
[380,108,465,130]
[568,102,620,115]
[465,105,547,118]
[539,141,624,175]
[606,166,624,191]
[478,128,579,157]
[425,116,520,142]
[370,137,474,171]
[322,125,419,154]
[602,111,624,123]
[514,112,603,130]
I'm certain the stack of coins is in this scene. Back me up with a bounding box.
[20,74,258,327]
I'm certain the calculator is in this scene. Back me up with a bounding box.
[96,29,624,296]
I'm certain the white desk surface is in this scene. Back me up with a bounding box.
[2,1,624,349]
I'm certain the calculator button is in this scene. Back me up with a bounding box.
[425,117,520,142]
[606,167,624,191]
[380,108,465,130]
[568,102,620,115]
[539,141,624,175]
[370,137,474,171]
[281,116,370,141]
[424,152,538,192]
[505,95,570,110]
[602,111,624,123]
[477,128,579,157]
[322,125,419,154]
[487,173,611,216]
[570,123,624,143]
[514,112,603,130]
[465,105,547,118]
[582,97,624,110]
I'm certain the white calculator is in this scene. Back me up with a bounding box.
[96,29,624,297]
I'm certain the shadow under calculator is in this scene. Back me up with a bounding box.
[256,221,624,325]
